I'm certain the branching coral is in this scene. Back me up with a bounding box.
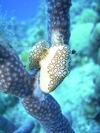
[0,114,35,133]
[45,0,71,45]
[0,0,75,132]
[29,40,71,92]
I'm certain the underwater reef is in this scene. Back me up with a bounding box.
[0,0,100,133]
[0,0,75,133]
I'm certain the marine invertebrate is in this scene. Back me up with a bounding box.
[29,40,49,69]
[14,120,35,133]
[0,114,35,133]
[39,44,71,92]
[45,0,71,45]
[29,40,71,92]
[29,0,72,93]
[0,114,17,133]
[0,0,75,132]
[0,41,74,132]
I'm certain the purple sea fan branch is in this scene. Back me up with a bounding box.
[45,0,71,45]
[0,40,75,132]
[0,0,75,132]
[21,87,74,132]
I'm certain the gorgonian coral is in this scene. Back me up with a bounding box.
[0,0,75,132]
[29,40,71,92]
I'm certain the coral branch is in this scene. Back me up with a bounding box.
[45,0,71,45]
[0,114,35,133]
[0,40,74,132]
[14,120,35,133]
[0,0,75,132]
[21,93,74,132]
[0,114,17,133]
[0,41,35,98]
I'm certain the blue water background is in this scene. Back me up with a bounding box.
[0,0,40,21]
